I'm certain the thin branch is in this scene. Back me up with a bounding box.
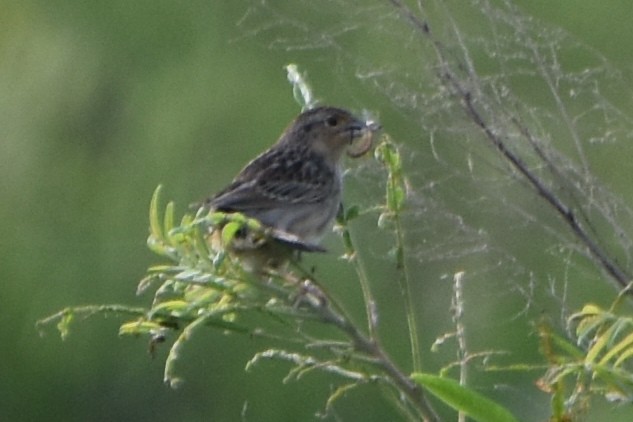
[311,283,440,421]
[387,0,632,292]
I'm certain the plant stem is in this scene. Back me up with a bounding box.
[314,289,439,421]
[345,228,379,339]
[387,0,632,295]
[452,271,467,422]
[392,205,422,373]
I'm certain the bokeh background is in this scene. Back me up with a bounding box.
[3,1,633,421]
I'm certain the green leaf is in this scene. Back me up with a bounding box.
[57,310,74,340]
[614,344,633,367]
[571,304,607,340]
[149,185,164,240]
[599,331,633,366]
[136,273,162,295]
[392,184,405,211]
[342,229,354,254]
[387,146,402,172]
[164,200,175,236]
[150,300,191,317]
[411,373,519,422]
[547,330,585,360]
[209,211,229,225]
[213,250,227,269]
[245,215,263,231]
[585,323,616,365]
[221,221,243,245]
[119,320,165,336]
[344,205,360,222]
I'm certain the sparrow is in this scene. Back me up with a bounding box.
[203,106,379,265]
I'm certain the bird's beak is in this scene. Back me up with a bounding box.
[346,119,381,158]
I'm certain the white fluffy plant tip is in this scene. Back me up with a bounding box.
[285,64,317,110]
[347,113,382,158]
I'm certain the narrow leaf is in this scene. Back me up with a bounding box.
[411,373,519,422]
[585,323,616,365]
[599,332,633,366]
[345,205,360,222]
[149,185,164,240]
[222,221,243,245]
[614,346,633,367]
[164,200,175,235]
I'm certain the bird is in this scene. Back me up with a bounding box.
[202,106,379,268]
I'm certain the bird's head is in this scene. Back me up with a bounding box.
[279,106,380,163]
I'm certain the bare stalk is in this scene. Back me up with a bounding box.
[387,0,632,293]
[311,284,440,421]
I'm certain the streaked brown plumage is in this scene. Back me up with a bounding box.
[204,106,378,263]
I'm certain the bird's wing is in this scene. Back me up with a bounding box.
[208,147,336,212]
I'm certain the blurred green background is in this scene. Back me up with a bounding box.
[3,1,633,421]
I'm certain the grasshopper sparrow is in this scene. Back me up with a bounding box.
[204,106,379,260]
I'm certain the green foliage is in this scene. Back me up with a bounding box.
[411,373,519,422]
[8,1,633,420]
[374,135,421,371]
[36,139,527,420]
[38,138,633,420]
[375,138,406,215]
[33,76,630,418]
[535,297,633,420]
[33,53,633,417]
[135,170,442,415]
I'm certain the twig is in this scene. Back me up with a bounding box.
[387,0,632,293]
[452,271,467,422]
[311,284,440,421]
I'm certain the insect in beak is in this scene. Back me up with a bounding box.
[347,119,381,158]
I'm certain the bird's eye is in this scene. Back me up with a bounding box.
[325,116,339,127]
